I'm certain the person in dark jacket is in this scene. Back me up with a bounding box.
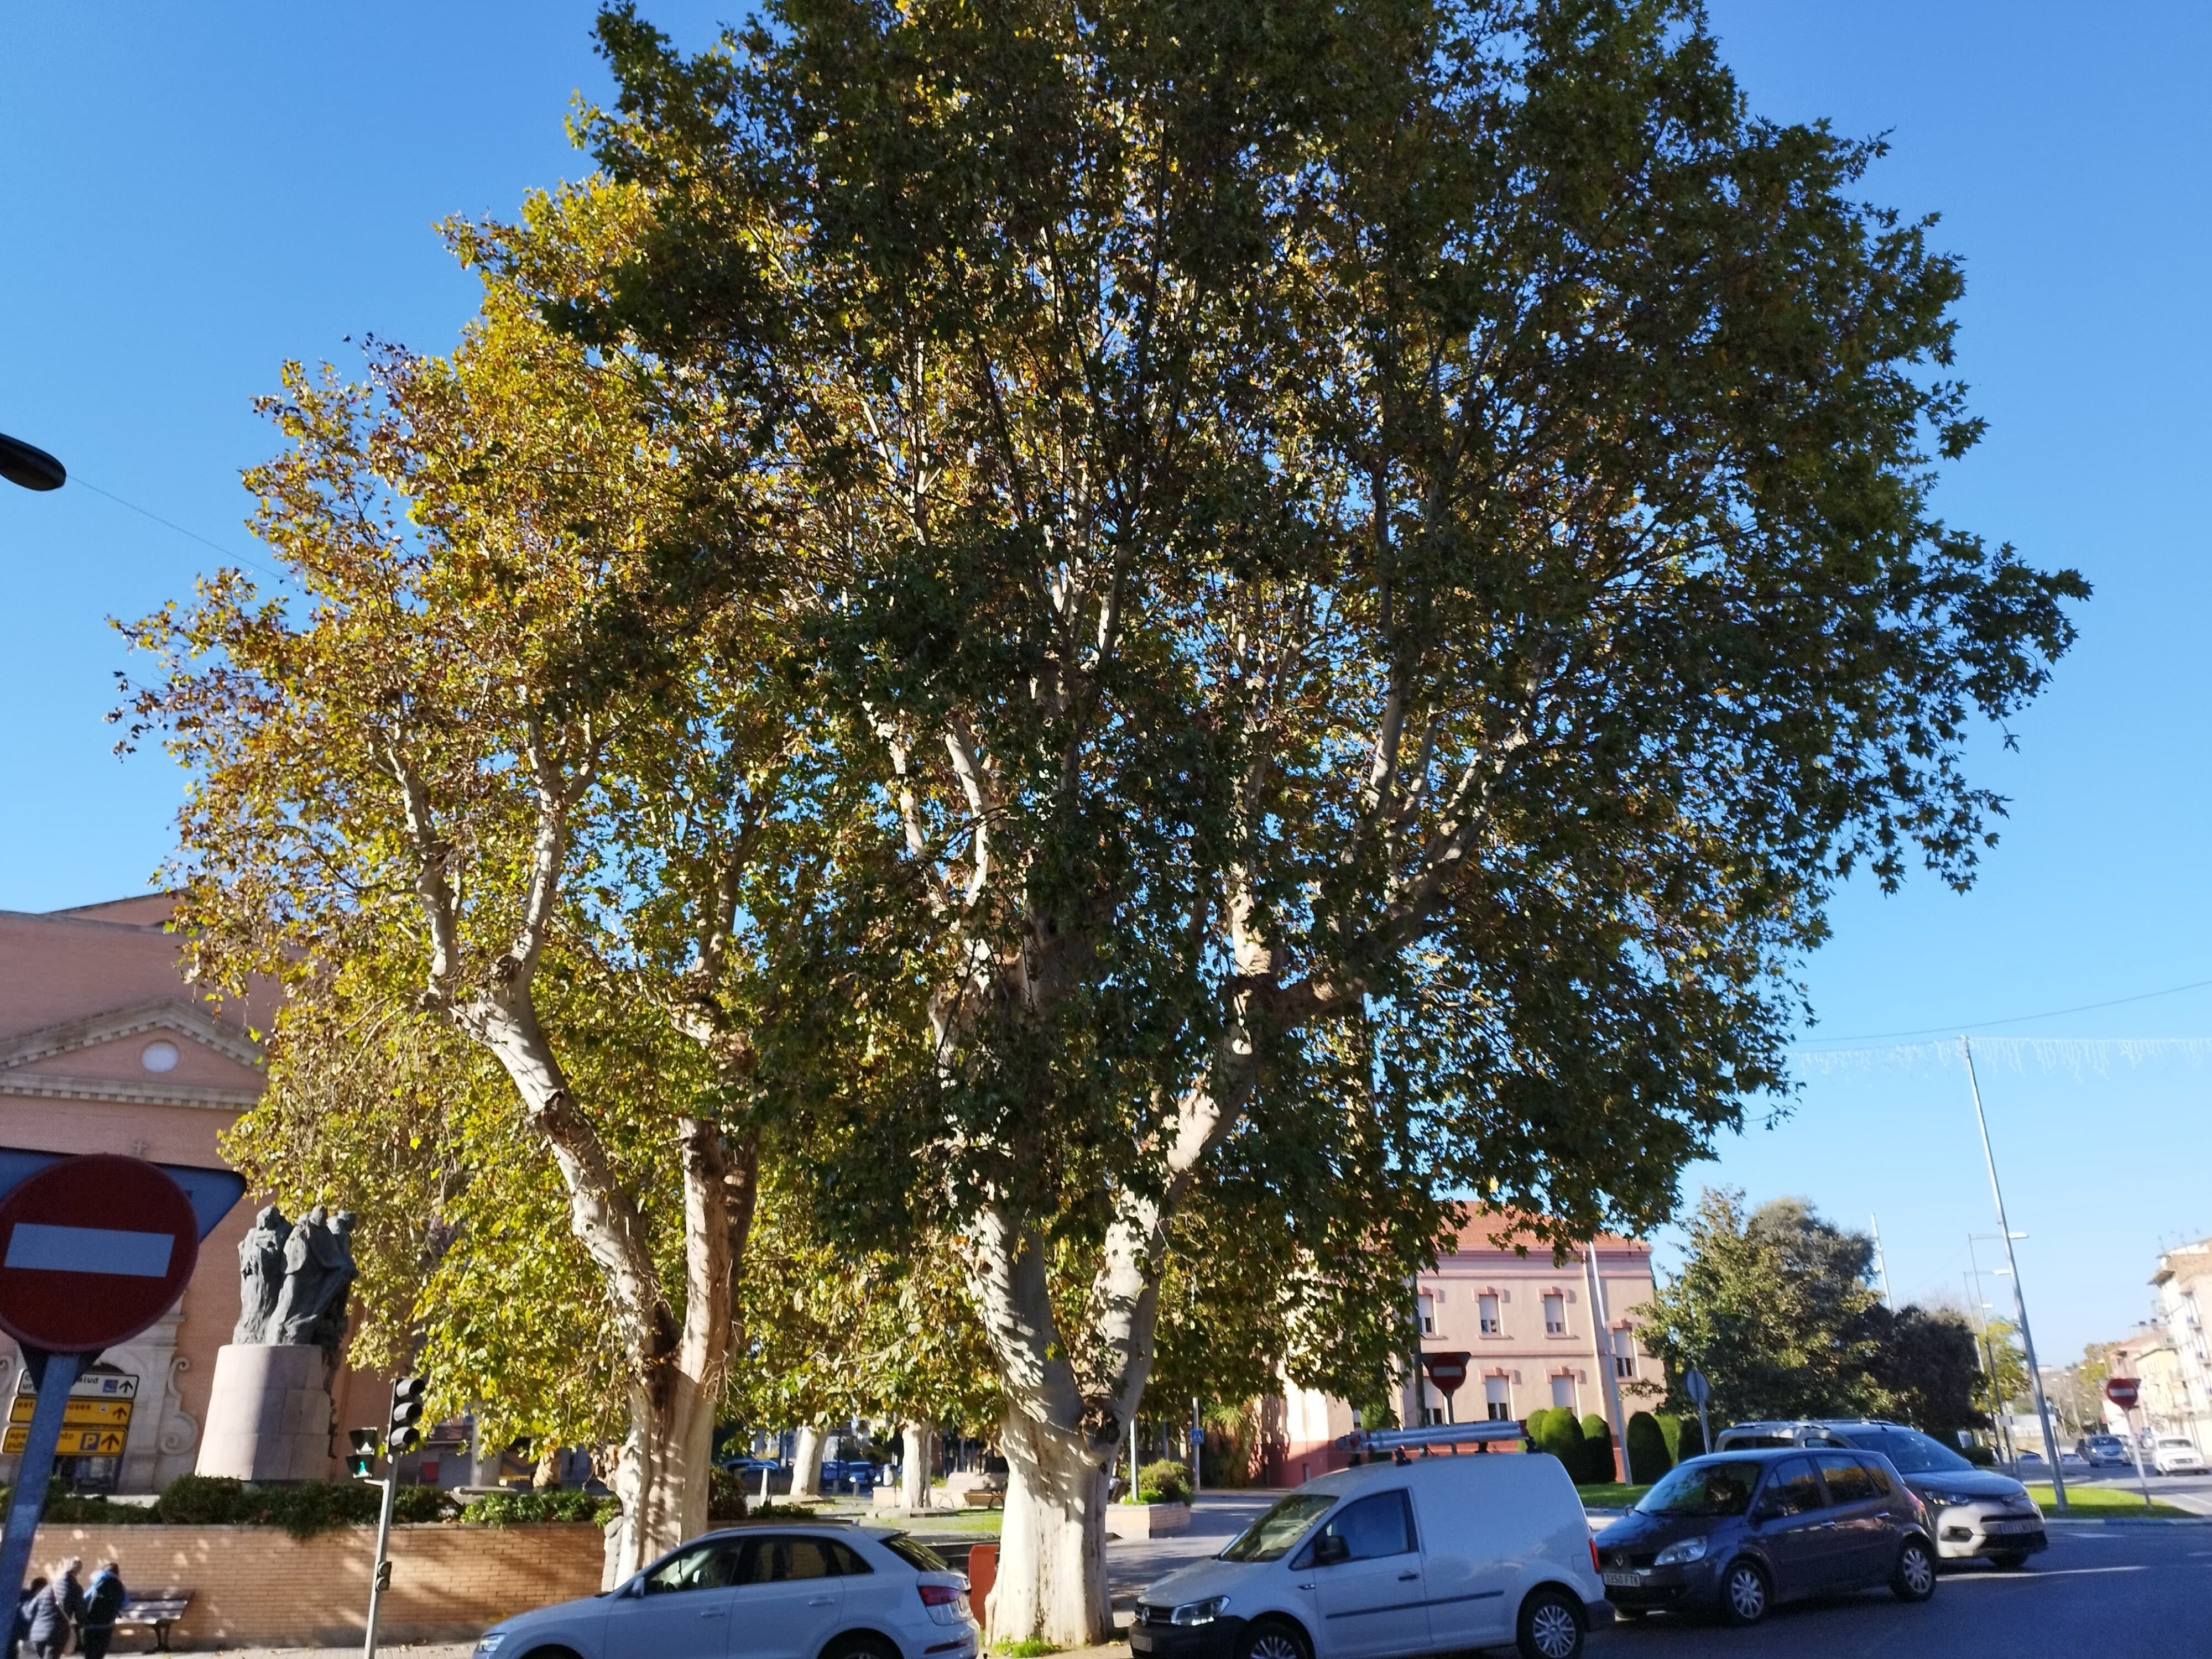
[79,1566,124,1659]
[24,1561,77,1659]
[9,1577,49,1659]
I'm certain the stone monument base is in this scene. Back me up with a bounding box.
[195,1344,333,1483]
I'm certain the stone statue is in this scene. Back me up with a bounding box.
[234,1206,292,1344]
[236,1204,357,1354]
[267,1206,358,1355]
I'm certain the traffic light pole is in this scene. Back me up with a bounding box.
[362,1460,398,1659]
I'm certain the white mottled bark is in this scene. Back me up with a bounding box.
[901,1421,935,1510]
[992,1411,1111,1646]
[790,1426,825,1501]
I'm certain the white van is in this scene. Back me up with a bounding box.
[1131,1452,1608,1659]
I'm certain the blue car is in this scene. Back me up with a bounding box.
[1593,1448,1938,1626]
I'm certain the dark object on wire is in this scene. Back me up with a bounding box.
[0,432,66,491]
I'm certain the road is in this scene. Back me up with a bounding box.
[1107,1496,2212,1659]
[1587,1524,2211,1658]
[2056,1465,2212,1515]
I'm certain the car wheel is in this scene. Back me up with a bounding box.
[1515,1587,1583,1659]
[1717,1558,1770,1627]
[1892,1538,1937,1603]
[1238,1618,1312,1659]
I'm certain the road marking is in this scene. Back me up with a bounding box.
[1942,1565,2149,1581]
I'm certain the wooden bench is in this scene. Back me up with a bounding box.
[114,1593,192,1652]
[960,1487,1005,1509]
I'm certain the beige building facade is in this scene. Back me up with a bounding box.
[0,895,389,1491]
[1272,1215,1661,1484]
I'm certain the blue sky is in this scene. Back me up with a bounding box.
[3,2,2206,1361]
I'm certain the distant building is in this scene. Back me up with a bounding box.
[0,895,392,1491]
[2147,1239,2212,1455]
[1270,1214,1660,1485]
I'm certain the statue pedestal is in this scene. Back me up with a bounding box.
[195,1344,333,1483]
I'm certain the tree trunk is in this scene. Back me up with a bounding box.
[989,1410,1113,1647]
[790,1425,825,1501]
[533,1442,561,1489]
[900,1421,934,1511]
[602,1114,735,1582]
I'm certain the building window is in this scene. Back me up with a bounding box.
[1550,1373,1576,1410]
[1612,1328,1636,1380]
[1422,1405,1444,1426]
[1417,1292,1436,1336]
[1484,1375,1511,1421]
[1543,1292,1567,1336]
[1479,1293,1501,1335]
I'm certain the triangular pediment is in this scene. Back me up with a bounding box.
[0,999,263,1109]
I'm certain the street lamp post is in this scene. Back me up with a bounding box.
[0,432,66,492]
[1961,1036,2068,1512]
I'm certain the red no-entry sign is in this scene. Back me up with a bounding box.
[2105,1378,2141,1410]
[1422,1351,1472,1397]
[0,1155,200,1354]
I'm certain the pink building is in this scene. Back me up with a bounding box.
[1273,1215,1661,1484]
[0,894,390,1491]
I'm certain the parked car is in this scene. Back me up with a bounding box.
[472,1521,975,1659]
[1713,1419,2046,1568]
[2079,1436,2131,1468]
[1593,1448,1937,1626]
[1133,1448,1608,1659]
[2153,1436,2208,1475]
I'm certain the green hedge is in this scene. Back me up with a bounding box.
[1578,1415,1615,1484]
[459,1488,619,1526]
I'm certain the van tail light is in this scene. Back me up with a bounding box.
[919,1585,962,1608]
[1589,1538,1601,1574]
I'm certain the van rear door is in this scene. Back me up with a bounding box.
[1408,1464,1519,1649]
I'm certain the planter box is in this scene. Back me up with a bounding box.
[30,1521,604,1650]
[1106,1501,1191,1539]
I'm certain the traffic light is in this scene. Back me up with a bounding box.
[389,1375,430,1454]
[347,1428,381,1479]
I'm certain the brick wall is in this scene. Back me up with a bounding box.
[33,1522,607,1648]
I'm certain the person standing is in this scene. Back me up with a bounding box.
[10,1577,49,1659]
[23,1560,79,1659]
[79,1566,124,1659]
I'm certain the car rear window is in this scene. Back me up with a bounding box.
[881,1535,951,1572]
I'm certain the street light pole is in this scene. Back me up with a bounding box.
[1961,1037,2068,1512]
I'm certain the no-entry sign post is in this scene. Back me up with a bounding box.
[2105,1378,2156,1509]
[0,1154,239,1611]
[1421,1352,1471,1425]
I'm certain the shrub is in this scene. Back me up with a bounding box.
[1624,1413,1672,1484]
[1525,1407,1584,1470]
[1961,1442,1997,1467]
[709,1465,750,1521]
[1136,1459,1191,1506]
[1675,1415,1707,1460]
[392,1484,457,1524]
[459,1488,620,1526]
[1578,1415,1616,1484]
[150,1474,250,1524]
[152,1475,383,1537]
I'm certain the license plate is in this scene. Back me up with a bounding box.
[1130,1630,1154,1652]
[1985,1519,2038,1535]
[1603,1571,1645,1587]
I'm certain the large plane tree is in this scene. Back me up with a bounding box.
[478,0,2080,1637]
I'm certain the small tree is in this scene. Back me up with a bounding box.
[1579,1413,1617,1484]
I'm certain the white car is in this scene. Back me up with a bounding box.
[2153,1437,2208,1475]
[1132,1451,1608,1659]
[473,1524,978,1659]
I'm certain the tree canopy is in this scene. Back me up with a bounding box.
[1634,1188,1989,1434]
[557,0,2083,1637]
